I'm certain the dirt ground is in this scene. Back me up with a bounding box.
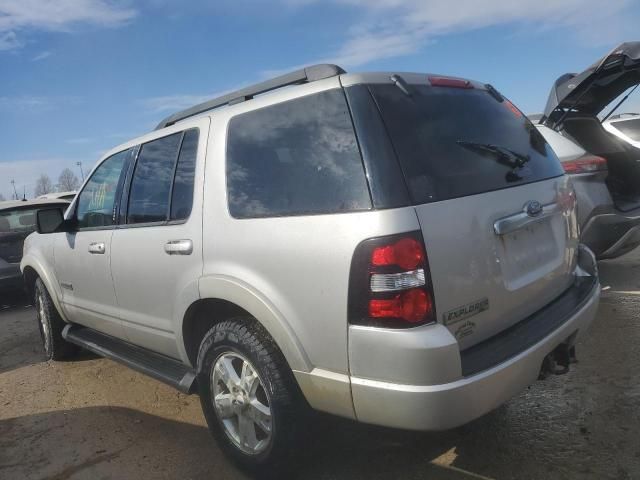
[1,252,639,480]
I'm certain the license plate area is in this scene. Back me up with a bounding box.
[498,219,559,289]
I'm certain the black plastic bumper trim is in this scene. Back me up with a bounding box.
[460,275,598,377]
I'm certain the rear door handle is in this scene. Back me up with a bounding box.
[88,242,106,254]
[164,239,193,255]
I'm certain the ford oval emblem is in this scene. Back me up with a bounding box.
[525,200,543,217]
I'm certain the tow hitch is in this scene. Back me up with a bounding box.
[539,342,577,379]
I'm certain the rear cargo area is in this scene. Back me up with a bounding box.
[562,115,640,211]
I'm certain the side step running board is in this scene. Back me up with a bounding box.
[62,324,196,394]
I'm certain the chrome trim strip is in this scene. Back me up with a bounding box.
[493,202,561,236]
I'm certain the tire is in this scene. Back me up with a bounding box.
[196,317,304,475]
[34,278,78,360]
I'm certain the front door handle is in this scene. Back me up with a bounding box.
[88,242,106,254]
[164,239,193,255]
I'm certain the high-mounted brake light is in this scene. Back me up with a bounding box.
[348,231,436,328]
[428,76,473,89]
[562,155,607,174]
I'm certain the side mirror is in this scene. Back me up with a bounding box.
[36,208,66,234]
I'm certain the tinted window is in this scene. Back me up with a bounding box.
[128,133,181,224]
[170,129,198,221]
[0,207,42,263]
[0,208,38,233]
[226,89,371,218]
[611,118,640,141]
[369,84,564,204]
[77,150,129,228]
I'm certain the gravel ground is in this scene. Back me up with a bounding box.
[1,251,639,480]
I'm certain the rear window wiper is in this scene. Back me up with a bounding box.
[456,140,530,169]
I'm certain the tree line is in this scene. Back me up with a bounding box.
[34,168,81,197]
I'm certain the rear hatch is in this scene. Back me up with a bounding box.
[541,41,640,211]
[368,77,578,349]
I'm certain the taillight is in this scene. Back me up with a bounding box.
[371,237,424,270]
[428,76,473,89]
[562,155,607,174]
[348,231,436,328]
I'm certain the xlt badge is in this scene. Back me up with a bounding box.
[444,298,489,325]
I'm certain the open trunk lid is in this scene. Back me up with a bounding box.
[539,42,640,213]
[542,42,640,128]
[368,78,578,349]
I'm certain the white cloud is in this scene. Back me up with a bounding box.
[32,50,52,61]
[276,0,639,68]
[0,0,137,51]
[66,137,93,145]
[0,95,81,113]
[0,31,21,50]
[0,95,51,111]
[140,93,218,114]
[139,87,241,114]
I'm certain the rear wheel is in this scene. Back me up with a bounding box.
[196,318,303,474]
[34,278,78,360]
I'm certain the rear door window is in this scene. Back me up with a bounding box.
[226,89,371,218]
[170,129,199,221]
[127,133,182,224]
[369,84,564,204]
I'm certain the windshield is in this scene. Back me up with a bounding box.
[0,208,38,234]
[369,84,564,204]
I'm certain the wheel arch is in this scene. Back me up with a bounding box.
[20,255,67,321]
[183,275,312,373]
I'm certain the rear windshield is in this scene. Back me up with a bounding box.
[610,118,640,141]
[0,208,38,234]
[369,84,563,204]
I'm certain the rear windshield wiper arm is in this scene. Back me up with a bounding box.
[456,140,530,169]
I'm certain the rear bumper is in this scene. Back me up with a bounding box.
[347,247,600,431]
[581,209,640,259]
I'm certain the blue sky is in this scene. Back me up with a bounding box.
[2,0,640,199]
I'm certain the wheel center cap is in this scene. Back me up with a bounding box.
[232,392,248,409]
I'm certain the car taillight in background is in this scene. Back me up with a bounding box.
[562,154,608,174]
[348,231,436,328]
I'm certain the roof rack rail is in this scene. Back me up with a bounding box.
[155,63,346,130]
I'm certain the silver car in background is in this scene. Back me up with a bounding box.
[0,198,70,292]
[537,41,640,259]
[21,65,600,472]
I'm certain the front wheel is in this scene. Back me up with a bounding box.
[34,278,78,360]
[196,318,304,474]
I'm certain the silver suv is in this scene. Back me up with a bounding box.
[21,65,600,473]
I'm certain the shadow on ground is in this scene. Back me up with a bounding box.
[0,406,511,480]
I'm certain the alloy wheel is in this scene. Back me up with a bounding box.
[211,352,273,455]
